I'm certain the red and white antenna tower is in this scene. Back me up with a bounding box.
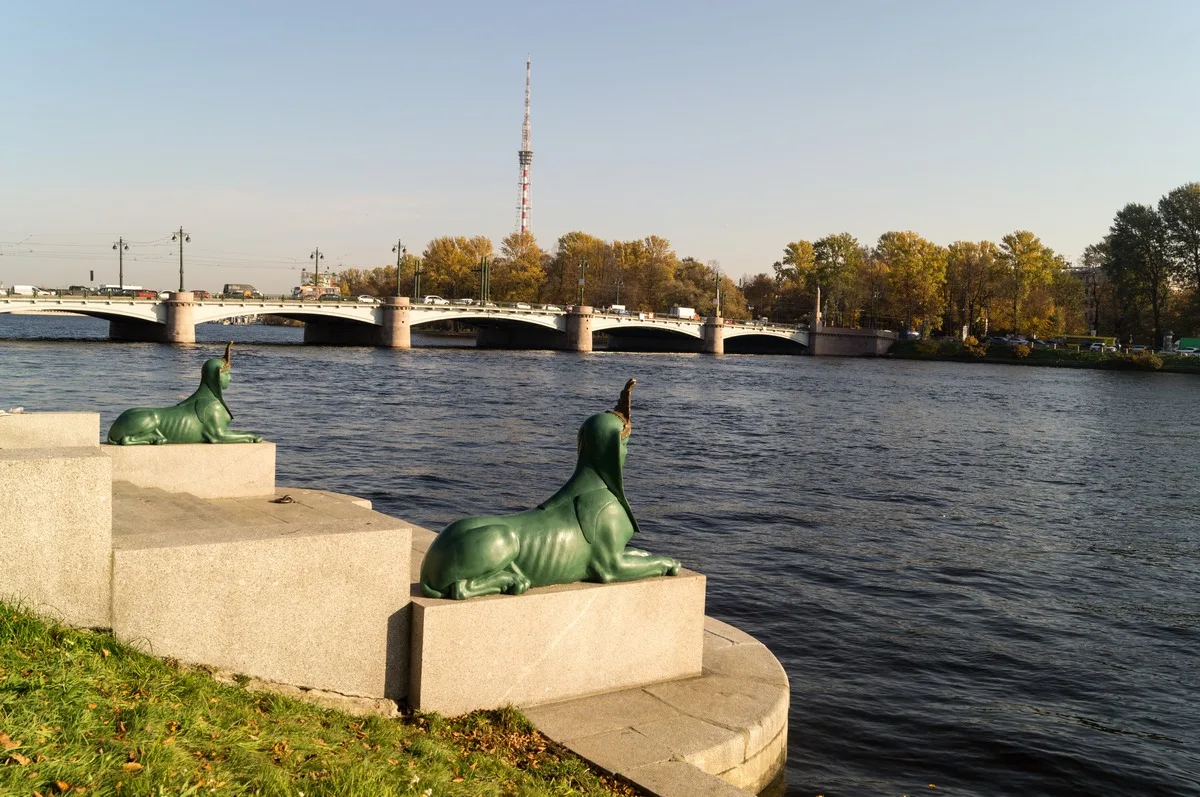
[516,56,533,233]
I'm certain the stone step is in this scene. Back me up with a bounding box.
[521,616,789,796]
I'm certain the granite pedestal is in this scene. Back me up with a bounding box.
[112,485,412,699]
[409,570,706,716]
[103,442,276,498]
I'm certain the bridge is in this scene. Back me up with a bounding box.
[0,294,820,354]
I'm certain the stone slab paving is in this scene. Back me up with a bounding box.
[521,616,789,797]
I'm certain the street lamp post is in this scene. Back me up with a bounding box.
[578,258,588,305]
[413,260,424,300]
[112,238,128,290]
[310,248,324,297]
[171,228,190,291]
[476,256,492,303]
[392,240,406,297]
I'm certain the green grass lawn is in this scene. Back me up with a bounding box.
[0,602,640,797]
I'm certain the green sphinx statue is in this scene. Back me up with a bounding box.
[107,342,264,445]
[419,379,681,600]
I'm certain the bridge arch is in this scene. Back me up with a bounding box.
[0,298,162,324]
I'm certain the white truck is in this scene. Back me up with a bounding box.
[668,306,696,319]
[10,285,37,296]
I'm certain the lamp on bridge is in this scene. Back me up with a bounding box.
[171,228,190,292]
[392,240,407,298]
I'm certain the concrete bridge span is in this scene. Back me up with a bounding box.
[0,295,892,356]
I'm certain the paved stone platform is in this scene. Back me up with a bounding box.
[112,483,412,699]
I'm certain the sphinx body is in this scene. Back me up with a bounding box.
[419,380,680,600]
[107,343,263,445]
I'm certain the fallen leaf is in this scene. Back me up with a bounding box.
[452,776,464,782]
[9,752,30,766]
[121,762,143,772]
[55,782,70,793]
[101,648,110,658]
[0,732,17,749]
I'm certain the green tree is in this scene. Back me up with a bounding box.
[1108,203,1174,347]
[875,231,946,333]
[812,233,864,326]
[1158,182,1200,296]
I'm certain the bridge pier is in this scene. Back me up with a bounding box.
[377,297,411,348]
[164,292,196,344]
[566,306,593,353]
[701,317,724,355]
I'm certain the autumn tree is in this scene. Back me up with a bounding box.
[739,273,778,320]
[546,232,610,306]
[995,231,1058,335]
[492,231,546,302]
[421,236,494,300]
[944,241,1000,338]
[875,231,946,333]
[771,241,815,322]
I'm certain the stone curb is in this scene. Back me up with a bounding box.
[522,616,789,796]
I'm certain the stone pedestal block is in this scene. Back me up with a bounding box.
[112,508,412,699]
[410,570,706,716]
[103,442,275,498]
[0,412,100,449]
[0,447,112,627]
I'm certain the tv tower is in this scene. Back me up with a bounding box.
[516,56,533,233]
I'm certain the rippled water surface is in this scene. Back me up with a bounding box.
[3,315,1199,796]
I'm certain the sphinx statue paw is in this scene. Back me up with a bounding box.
[664,559,681,576]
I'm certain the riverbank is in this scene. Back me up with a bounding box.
[889,338,1200,373]
[0,601,640,797]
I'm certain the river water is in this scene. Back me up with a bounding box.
[2,315,1198,797]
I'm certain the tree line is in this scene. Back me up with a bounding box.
[336,231,747,318]
[334,181,1200,344]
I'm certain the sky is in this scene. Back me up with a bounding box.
[2,0,1198,294]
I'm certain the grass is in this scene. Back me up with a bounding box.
[0,602,641,797]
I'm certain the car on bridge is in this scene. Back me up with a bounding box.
[422,295,450,305]
[357,295,378,303]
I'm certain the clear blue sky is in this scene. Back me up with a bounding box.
[2,0,1198,293]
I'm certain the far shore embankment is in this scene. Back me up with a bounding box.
[889,339,1200,374]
